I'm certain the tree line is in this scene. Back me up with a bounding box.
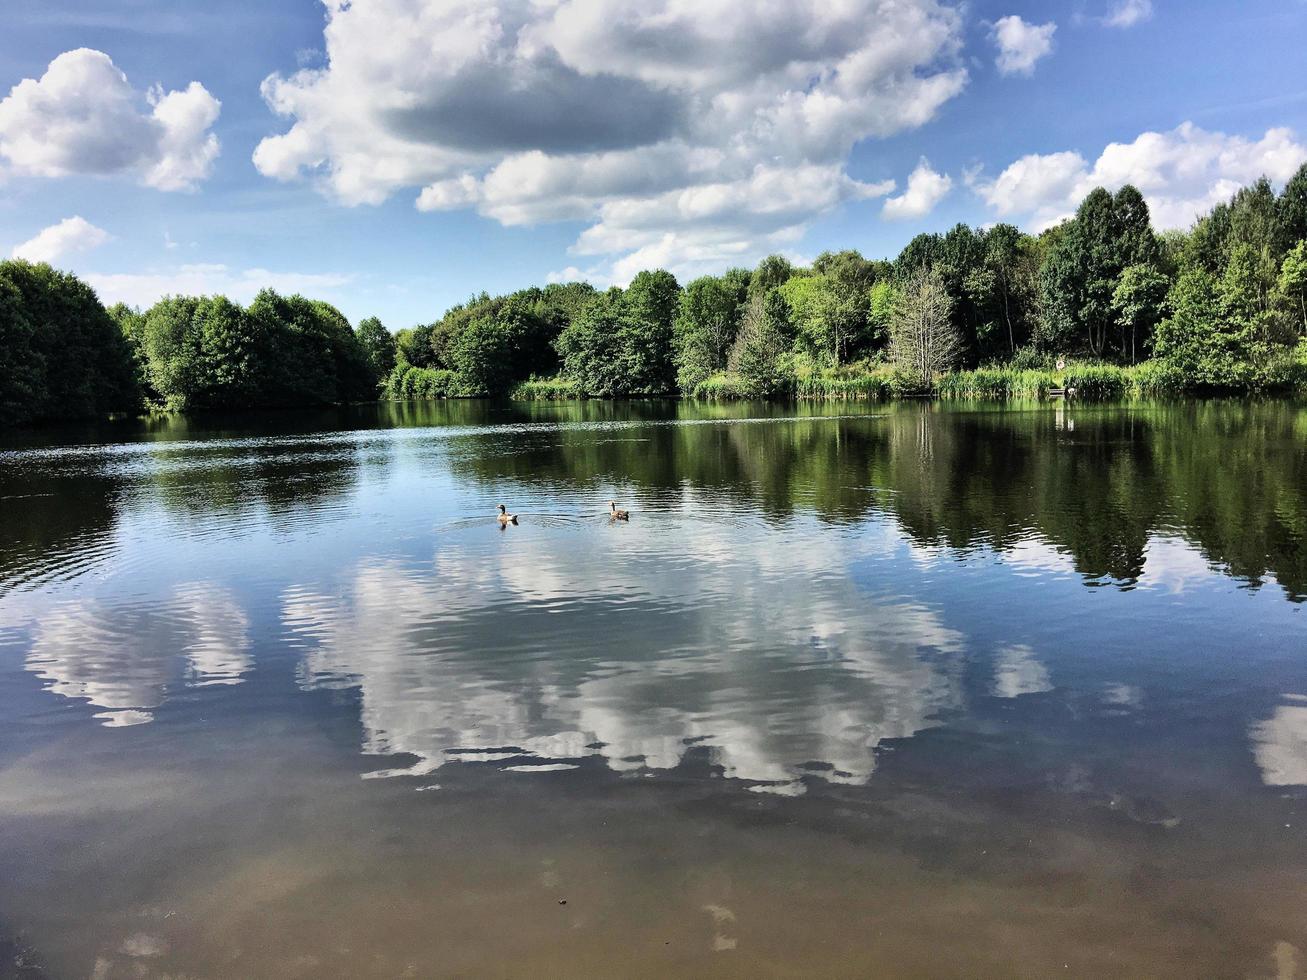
[2,165,1306,426]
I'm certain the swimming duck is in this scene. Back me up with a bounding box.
[609,501,629,521]
[497,504,518,525]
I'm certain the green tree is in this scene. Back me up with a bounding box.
[673,273,747,392]
[1112,264,1170,363]
[395,323,439,368]
[0,272,43,425]
[728,291,793,397]
[1276,240,1307,337]
[747,255,795,302]
[448,296,551,395]
[1040,185,1158,359]
[1280,163,1307,246]
[889,267,960,388]
[556,285,678,397]
[356,316,397,385]
[0,260,139,423]
[141,294,265,409]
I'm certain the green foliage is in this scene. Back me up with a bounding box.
[0,260,139,425]
[1275,240,1307,336]
[1153,263,1298,390]
[555,272,679,396]
[673,272,748,392]
[1112,263,1170,363]
[8,173,1307,425]
[355,317,396,385]
[1040,185,1159,359]
[688,372,753,401]
[1281,164,1307,246]
[395,323,439,368]
[384,364,458,399]
[889,267,961,389]
[936,367,1056,400]
[511,376,582,400]
[447,296,554,395]
[747,255,795,302]
[728,292,794,397]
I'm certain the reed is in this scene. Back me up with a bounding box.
[510,376,582,400]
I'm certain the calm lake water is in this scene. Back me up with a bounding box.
[0,399,1304,978]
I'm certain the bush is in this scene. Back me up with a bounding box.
[511,376,581,400]
[1063,364,1131,399]
[689,372,754,400]
[936,367,1055,400]
[383,365,457,400]
[795,372,893,401]
[1125,360,1187,397]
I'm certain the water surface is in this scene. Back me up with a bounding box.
[1,400,1305,977]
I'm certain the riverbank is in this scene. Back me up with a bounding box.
[507,358,1307,402]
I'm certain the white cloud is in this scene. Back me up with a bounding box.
[11,216,111,263]
[972,122,1307,231]
[84,264,352,310]
[991,16,1056,77]
[882,158,952,220]
[1105,0,1153,28]
[254,0,967,283]
[0,49,220,191]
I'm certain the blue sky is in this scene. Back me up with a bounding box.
[1,0,1305,329]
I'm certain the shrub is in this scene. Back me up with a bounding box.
[383,365,457,400]
[511,376,582,400]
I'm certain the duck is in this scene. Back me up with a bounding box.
[497,504,518,525]
[609,500,630,521]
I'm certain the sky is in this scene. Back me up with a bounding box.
[1,0,1305,329]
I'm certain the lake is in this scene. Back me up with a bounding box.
[0,399,1304,978]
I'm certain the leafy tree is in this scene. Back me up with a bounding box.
[1156,258,1297,389]
[1280,163,1307,246]
[868,280,900,346]
[356,317,396,384]
[1155,269,1237,386]
[0,260,138,423]
[673,272,747,392]
[107,303,156,402]
[448,296,553,395]
[0,272,42,425]
[395,323,439,368]
[1276,240,1307,337]
[747,255,795,302]
[142,295,265,408]
[728,291,793,397]
[1112,264,1170,363]
[556,283,679,396]
[1040,185,1158,359]
[889,267,960,388]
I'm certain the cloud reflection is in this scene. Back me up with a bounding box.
[1251,695,1307,786]
[19,584,250,726]
[285,522,967,793]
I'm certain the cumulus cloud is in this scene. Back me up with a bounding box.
[254,0,967,282]
[991,15,1056,76]
[85,264,352,310]
[971,122,1307,231]
[0,49,220,191]
[1105,0,1153,28]
[11,216,111,263]
[882,159,952,220]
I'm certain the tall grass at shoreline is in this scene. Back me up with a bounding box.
[403,355,1306,403]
